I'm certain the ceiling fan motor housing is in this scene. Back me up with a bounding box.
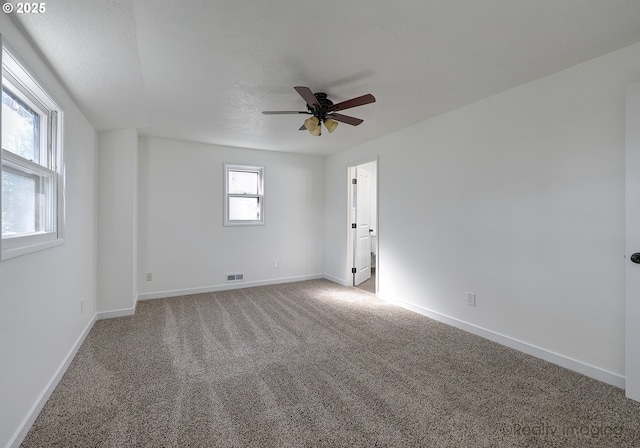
[308,92,334,120]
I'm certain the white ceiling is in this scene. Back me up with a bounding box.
[9,0,640,155]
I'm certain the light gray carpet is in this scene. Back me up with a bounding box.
[22,280,640,447]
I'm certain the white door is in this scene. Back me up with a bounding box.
[354,166,371,286]
[626,82,640,401]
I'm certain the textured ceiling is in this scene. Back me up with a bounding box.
[9,0,640,155]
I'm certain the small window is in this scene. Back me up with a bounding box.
[224,164,265,226]
[1,39,64,260]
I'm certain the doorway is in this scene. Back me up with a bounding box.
[349,160,378,294]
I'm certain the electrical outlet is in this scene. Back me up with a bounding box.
[146,273,153,281]
[466,292,476,307]
[274,260,279,269]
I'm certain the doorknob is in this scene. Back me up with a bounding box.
[632,253,640,264]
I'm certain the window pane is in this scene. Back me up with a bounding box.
[2,166,51,236]
[229,197,260,220]
[2,87,40,163]
[229,171,258,194]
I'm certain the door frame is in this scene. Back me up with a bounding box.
[347,158,379,294]
[625,82,640,401]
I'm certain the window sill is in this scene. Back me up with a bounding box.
[1,238,65,261]
[223,221,266,227]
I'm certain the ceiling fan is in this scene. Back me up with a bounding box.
[262,86,376,136]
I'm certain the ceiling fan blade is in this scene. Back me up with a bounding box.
[262,111,309,115]
[294,86,321,109]
[330,94,376,112]
[330,113,364,126]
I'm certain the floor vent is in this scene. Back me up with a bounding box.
[226,273,245,283]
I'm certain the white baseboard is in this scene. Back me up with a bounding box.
[96,306,136,320]
[8,314,96,448]
[136,274,325,301]
[323,273,349,286]
[388,298,625,389]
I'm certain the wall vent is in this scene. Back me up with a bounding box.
[226,273,245,283]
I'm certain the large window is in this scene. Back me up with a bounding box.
[1,40,63,260]
[224,163,265,226]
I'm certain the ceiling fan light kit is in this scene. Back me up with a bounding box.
[324,118,338,133]
[263,86,376,136]
[304,116,320,132]
[309,126,321,136]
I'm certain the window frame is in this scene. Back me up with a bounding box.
[223,163,265,227]
[1,37,64,260]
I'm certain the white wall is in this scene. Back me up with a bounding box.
[138,137,324,298]
[97,129,138,317]
[325,42,640,383]
[0,17,97,448]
